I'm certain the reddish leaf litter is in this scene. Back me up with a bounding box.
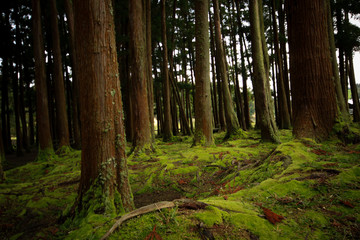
[311,149,333,156]
[340,200,355,208]
[145,225,162,240]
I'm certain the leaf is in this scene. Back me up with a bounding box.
[262,207,284,225]
[145,225,162,240]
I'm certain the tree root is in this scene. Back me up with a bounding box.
[100,199,207,240]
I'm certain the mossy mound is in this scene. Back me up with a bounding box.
[1,129,359,239]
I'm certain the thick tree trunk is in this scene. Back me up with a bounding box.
[213,0,240,138]
[249,0,280,143]
[287,0,337,141]
[161,0,173,141]
[49,0,70,148]
[271,0,291,129]
[64,0,81,149]
[129,0,152,151]
[193,0,213,146]
[31,0,54,152]
[74,0,134,214]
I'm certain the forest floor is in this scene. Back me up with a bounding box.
[0,127,360,240]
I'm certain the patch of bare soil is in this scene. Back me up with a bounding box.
[134,189,184,208]
[4,149,38,171]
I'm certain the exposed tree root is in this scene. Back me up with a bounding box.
[100,199,207,240]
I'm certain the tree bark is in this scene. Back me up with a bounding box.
[213,0,241,138]
[249,0,280,143]
[193,0,213,146]
[161,0,173,141]
[64,0,81,149]
[326,0,350,122]
[271,0,291,129]
[49,0,70,148]
[74,0,134,214]
[287,0,337,141]
[146,0,155,142]
[31,0,54,151]
[129,0,152,151]
[348,54,360,122]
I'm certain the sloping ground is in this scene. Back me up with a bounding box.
[0,129,359,239]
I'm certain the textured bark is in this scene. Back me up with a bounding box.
[74,0,134,212]
[213,0,240,138]
[249,0,280,143]
[129,0,152,151]
[336,6,347,104]
[161,0,173,141]
[64,0,81,149]
[49,0,70,148]
[193,0,213,146]
[271,0,291,129]
[287,0,337,141]
[31,0,53,151]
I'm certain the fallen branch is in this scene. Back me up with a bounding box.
[100,199,207,240]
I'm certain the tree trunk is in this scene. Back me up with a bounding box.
[278,0,291,118]
[129,0,152,151]
[249,0,280,143]
[146,0,155,142]
[64,0,81,149]
[49,0,70,148]
[0,125,5,181]
[287,0,337,141]
[213,0,240,138]
[326,0,350,122]
[348,54,360,122]
[336,5,347,104]
[73,0,134,215]
[271,0,291,129]
[193,0,213,146]
[161,0,173,141]
[31,0,54,152]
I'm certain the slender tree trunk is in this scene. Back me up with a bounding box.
[74,0,134,214]
[129,0,152,151]
[239,33,251,129]
[348,54,360,122]
[271,0,291,129]
[213,0,240,138]
[49,0,70,148]
[0,125,5,181]
[31,0,54,152]
[161,0,173,141]
[193,0,213,146]
[146,0,155,142]
[336,5,347,104]
[64,0,81,149]
[249,0,280,143]
[326,0,350,122]
[287,0,337,141]
[1,55,12,153]
[278,0,291,118]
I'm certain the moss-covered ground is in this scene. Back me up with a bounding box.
[0,128,359,239]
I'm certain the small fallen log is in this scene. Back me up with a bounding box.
[100,199,207,240]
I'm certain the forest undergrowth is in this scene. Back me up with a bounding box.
[1,127,360,240]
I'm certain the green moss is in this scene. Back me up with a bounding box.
[171,166,199,175]
[194,205,228,227]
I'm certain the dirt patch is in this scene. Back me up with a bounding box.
[134,189,184,208]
